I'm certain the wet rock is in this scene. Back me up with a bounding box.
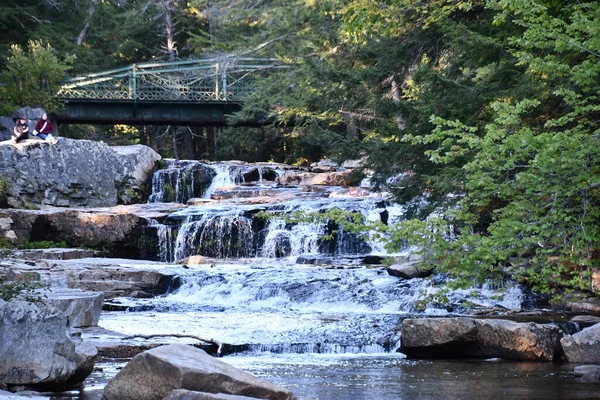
[0,139,160,208]
[164,389,261,399]
[65,264,179,299]
[386,262,434,279]
[400,317,562,361]
[573,365,600,382]
[0,300,97,390]
[102,344,296,400]
[362,255,384,265]
[561,323,600,363]
[554,294,600,314]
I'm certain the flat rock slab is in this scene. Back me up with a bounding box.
[44,288,104,328]
[3,258,180,299]
[11,248,100,260]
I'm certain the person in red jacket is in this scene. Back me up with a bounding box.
[33,113,58,144]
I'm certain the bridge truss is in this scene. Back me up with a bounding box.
[57,57,285,103]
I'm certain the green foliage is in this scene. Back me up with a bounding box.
[393,0,600,295]
[0,280,49,303]
[22,240,68,249]
[0,179,8,208]
[0,40,74,113]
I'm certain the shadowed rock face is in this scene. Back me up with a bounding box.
[0,138,160,208]
[400,317,563,361]
[102,344,297,400]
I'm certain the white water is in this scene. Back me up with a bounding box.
[203,163,235,198]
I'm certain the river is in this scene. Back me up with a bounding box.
[51,160,598,399]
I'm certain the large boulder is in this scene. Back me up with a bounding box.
[474,319,561,361]
[561,323,600,363]
[0,138,160,208]
[0,299,97,390]
[400,317,562,361]
[102,344,296,400]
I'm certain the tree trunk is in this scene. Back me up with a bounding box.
[76,0,98,46]
[163,0,177,61]
[391,78,405,131]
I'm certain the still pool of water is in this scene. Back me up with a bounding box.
[50,354,599,400]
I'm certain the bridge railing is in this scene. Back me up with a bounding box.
[57,58,287,102]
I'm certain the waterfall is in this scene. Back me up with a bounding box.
[171,212,255,260]
[203,163,235,199]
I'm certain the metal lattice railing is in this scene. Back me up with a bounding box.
[57,57,286,102]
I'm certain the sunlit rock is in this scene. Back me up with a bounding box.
[0,139,160,208]
[400,317,562,361]
[102,344,296,400]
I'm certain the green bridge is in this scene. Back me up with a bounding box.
[55,57,284,126]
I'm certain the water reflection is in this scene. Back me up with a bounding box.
[225,355,598,400]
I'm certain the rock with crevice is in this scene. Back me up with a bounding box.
[102,344,296,400]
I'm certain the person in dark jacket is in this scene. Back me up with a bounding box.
[11,117,29,144]
[33,113,57,144]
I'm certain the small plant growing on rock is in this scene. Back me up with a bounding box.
[0,280,49,303]
[0,247,49,303]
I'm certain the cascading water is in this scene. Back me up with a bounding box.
[89,160,594,400]
[126,161,524,352]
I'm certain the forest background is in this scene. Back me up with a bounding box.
[0,0,599,300]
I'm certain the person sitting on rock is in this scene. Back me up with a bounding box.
[11,117,29,144]
[33,113,58,144]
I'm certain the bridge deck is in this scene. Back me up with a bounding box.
[56,57,285,126]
